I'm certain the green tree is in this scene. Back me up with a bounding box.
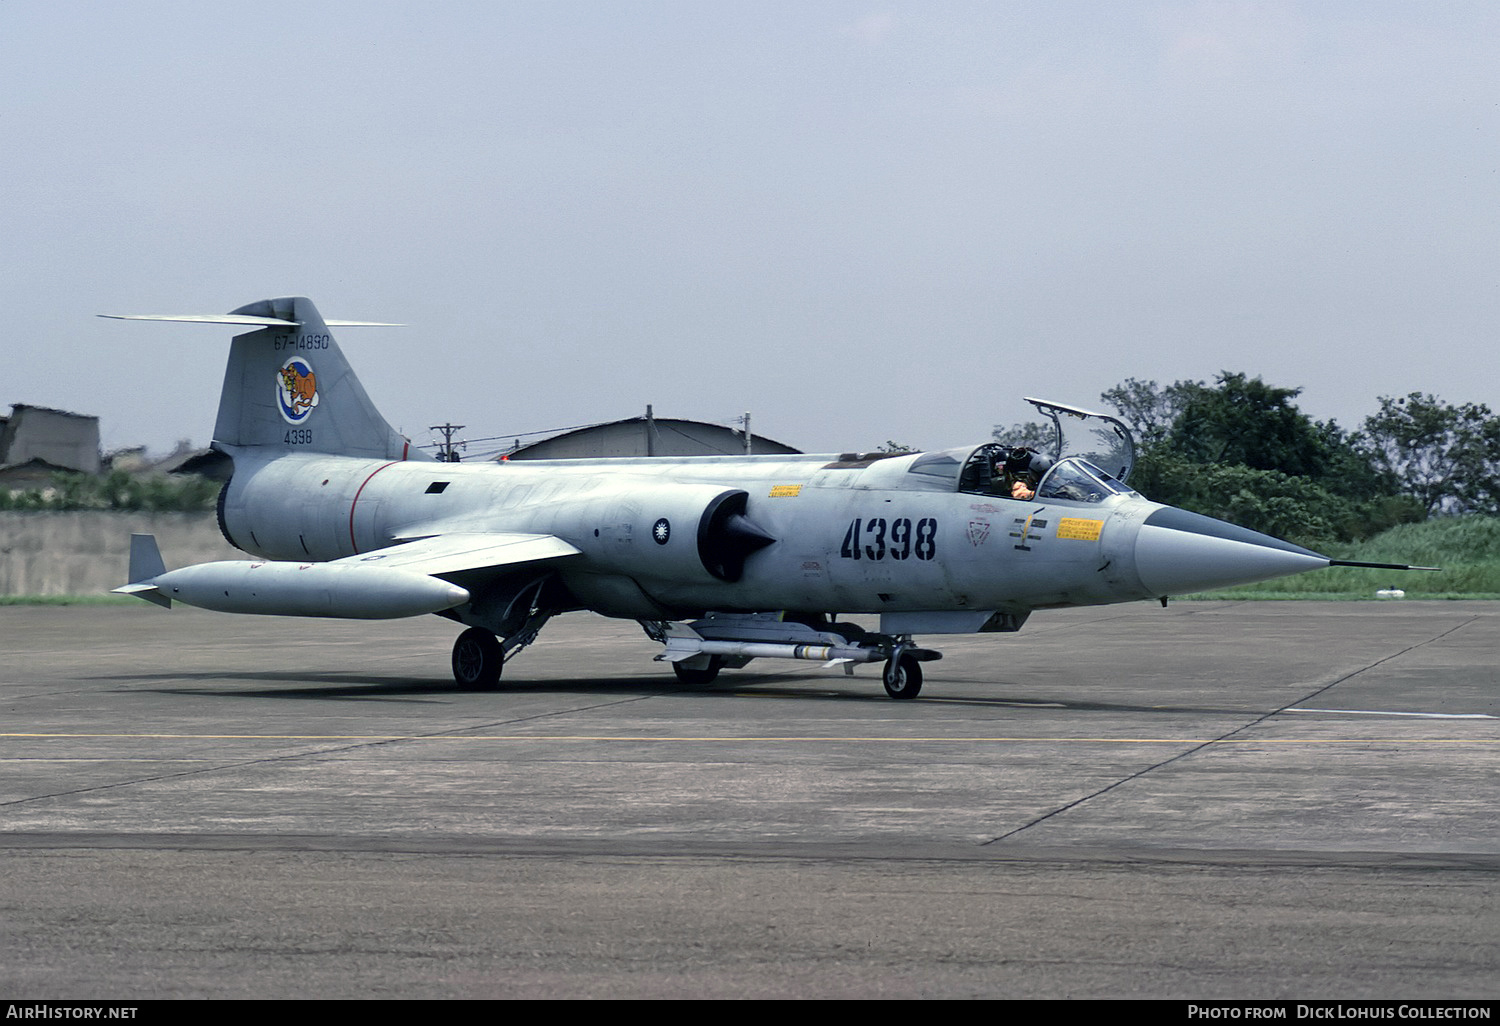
[0,471,218,512]
[1100,372,1420,543]
[1166,372,1334,478]
[1354,394,1500,516]
[990,420,1055,452]
[1098,377,1204,449]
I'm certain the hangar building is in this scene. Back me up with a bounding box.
[497,409,800,461]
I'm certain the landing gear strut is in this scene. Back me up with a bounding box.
[450,578,557,690]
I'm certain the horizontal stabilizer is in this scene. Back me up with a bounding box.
[336,532,582,577]
[99,313,402,327]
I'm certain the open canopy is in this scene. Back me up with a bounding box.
[1023,397,1135,483]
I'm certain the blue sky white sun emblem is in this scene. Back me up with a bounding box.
[652,518,671,545]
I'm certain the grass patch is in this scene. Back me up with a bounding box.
[1186,591,1500,601]
[1194,515,1500,599]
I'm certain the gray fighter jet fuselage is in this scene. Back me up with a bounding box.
[108,297,1423,699]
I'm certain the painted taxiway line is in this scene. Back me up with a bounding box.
[1286,707,1495,719]
[0,732,1493,744]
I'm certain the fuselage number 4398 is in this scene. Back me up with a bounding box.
[840,517,937,561]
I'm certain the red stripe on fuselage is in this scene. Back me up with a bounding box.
[348,461,400,554]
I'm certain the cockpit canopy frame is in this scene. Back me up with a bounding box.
[1023,397,1135,484]
[942,444,1135,505]
[900,397,1139,502]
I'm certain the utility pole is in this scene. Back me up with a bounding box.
[429,423,466,462]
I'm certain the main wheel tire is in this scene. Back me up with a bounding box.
[672,656,724,685]
[882,653,923,700]
[452,628,504,689]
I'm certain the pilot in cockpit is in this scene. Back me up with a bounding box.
[987,446,1053,501]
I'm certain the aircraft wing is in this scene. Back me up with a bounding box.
[331,532,582,577]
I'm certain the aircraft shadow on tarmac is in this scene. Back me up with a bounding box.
[92,669,1255,715]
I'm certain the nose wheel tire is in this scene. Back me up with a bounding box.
[452,628,504,689]
[882,653,923,700]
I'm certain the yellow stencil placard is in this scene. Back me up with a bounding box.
[769,484,802,498]
[1056,517,1104,541]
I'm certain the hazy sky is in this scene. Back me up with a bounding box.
[4,1,1496,458]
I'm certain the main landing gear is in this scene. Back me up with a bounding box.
[881,651,924,700]
[450,581,556,689]
[452,627,504,689]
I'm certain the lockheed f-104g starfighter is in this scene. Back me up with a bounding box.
[105,298,1428,699]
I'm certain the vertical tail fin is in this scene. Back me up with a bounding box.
[213,297,425,460]
[103,298,427,461]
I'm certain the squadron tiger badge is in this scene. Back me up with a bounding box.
[276,357,319,424]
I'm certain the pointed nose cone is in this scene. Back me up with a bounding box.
[1134,507,1330,596]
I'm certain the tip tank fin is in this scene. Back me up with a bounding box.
[113,534,171,608]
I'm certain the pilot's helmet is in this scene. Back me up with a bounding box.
[1026,453,1054,479]
[1004,447,1034,473]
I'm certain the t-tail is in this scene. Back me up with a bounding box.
[103,297,428,462]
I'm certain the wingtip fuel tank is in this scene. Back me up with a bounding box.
[117,541,470,620]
